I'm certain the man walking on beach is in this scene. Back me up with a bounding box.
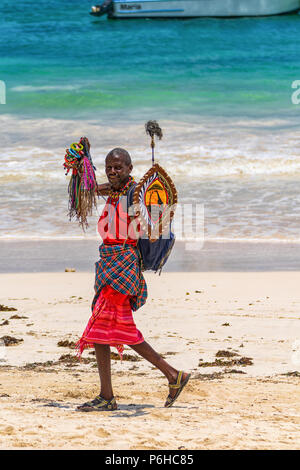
[76,148,190,411]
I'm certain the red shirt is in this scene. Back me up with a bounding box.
[98,196,141,246]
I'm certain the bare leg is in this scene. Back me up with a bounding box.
[94,343,114,400]
[130,341,189,399]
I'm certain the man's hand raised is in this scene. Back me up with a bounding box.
[96,183,112,196]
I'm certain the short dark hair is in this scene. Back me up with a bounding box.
[106,148,132,166]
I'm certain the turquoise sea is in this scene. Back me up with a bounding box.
[1,0,300,242]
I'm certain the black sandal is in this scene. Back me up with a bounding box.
[164,371,191,408]
[76,395,117,412]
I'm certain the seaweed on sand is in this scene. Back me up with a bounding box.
[198,356,253,367]
[58,354,95,365]
[10,315,28,319]
[0,336,23,346]
[0,305,17,312]
[215,350,239,358]
[57,340,77,349]
[110,352,141,362]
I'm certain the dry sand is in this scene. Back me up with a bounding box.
[0,271,300,450]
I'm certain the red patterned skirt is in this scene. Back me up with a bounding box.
[76,285,144,360]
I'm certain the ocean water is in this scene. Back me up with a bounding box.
[1,0,300,242]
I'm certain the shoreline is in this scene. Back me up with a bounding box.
[1,239,300,273]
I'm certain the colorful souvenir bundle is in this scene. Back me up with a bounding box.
[63,136,97,229]
[132,121,177,241]
[63,123,177,243]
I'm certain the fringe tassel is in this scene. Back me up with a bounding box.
[63,137,98,230]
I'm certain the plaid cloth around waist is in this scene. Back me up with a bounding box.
[92,243,147,312]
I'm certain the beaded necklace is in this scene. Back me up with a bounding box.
[107,176,135,229]
[108,176,135,200]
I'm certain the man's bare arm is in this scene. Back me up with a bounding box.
[96,183,112,196]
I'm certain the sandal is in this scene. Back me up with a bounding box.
[164,371,191,408]
[76,395,118,412]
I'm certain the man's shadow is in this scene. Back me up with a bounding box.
[110,403,154,418]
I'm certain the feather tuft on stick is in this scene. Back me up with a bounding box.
[145,120,163,165]
[145,120,163,142]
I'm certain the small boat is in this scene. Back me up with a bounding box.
[90,0,300,19]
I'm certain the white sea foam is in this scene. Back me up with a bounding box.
[1,115,300,241]
[3,142,300,180]
[11,85,82,92]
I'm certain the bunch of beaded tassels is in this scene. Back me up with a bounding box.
[63,136,97,229]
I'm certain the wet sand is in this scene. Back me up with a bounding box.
[1,239,300,273]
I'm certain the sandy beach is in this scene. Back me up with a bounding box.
[0,270,299,450]
[3,0,300,453]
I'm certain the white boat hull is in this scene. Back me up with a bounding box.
[110,0,300,17]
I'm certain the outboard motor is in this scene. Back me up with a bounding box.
[90,1,113,17]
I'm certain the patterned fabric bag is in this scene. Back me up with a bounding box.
[128,184,175,273]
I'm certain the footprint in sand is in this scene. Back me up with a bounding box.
[0,425,15,435]
[137,438,168,449]
[11,440,30,448]
[151,410,171,421]
[64,390,84,399]
[96,427,111,438]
